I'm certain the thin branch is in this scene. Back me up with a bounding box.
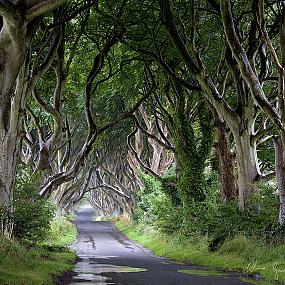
[132,115,174,151]
[127,128,161,179]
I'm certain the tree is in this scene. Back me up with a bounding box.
[0,0,70,235]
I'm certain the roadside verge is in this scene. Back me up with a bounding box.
[115,220,285,285]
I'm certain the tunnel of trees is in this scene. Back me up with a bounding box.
[0,0,285,252]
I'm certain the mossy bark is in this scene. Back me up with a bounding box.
[168,91,214,210]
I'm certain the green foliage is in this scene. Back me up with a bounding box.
[169,97,214,206]
[135,171,281,252]
[45,215,77,246]
[14,168,53,243]
[192,177,280,251]
[0,168,77,284]
[134,173,183,233]
[160,175,181,206]
[135,173,164,220]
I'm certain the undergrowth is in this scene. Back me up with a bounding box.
[0,166,78,285]
[0,235,76,285]
[44,215,77,247]
[0,215,77,285]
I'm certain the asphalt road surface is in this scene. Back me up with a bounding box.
[68,206,254,285]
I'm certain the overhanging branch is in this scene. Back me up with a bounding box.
[25,0,67,20]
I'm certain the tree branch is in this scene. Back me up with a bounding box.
[25,0,67,21]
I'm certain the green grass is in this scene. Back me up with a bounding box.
[44,215,77,246]
[0,216,77,285]
[115,221,285,284]
[0,236,76,285]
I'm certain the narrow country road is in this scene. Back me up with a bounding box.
[68,206,254,285]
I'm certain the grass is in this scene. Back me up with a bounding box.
[0,236,76,285]
[0,216,77,285]
[115,220,285,284]
[44,215,77,246]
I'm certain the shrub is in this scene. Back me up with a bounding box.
[134,173,183,233]
[134,171,280,251]
[13,167,53,243]
[193,177,280,250]
[45,215,77,246]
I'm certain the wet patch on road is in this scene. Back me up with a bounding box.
[70,257,147,285]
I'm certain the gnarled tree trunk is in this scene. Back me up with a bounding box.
[232,124,259,209]
[213,111,237,202]
[0,0,67,235]
[0,18,28,235]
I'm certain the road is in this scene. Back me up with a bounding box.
[68,206,254,285]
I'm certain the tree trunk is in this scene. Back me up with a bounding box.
[0,138,16,235]
[233,130,259,209]
[0,66,27,236]
[0,1,72,234]
[274,135,285,225]
[276,10,285,226]
[171,111,205,207]
[213,111,237,202]
[0,5,29,236]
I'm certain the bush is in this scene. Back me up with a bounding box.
[136,173,162,216]
[134,171,280,251]
[134,173,183,233]
[193,177,280,250]
[45,215,77,246]
[13,168,53,243]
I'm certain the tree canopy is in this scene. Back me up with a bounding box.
[0,0,285,245]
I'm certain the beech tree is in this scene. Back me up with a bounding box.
[219,0,285,223]
[1,0,285,239]
[107,0,282,217]
[0,0,72,235]
[156,0,265,209]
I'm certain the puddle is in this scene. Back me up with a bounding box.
[76,262,147,274]
[178,268,228,277]
[110,265,147,273]
[73,273,114,282]
[70,259,147,284]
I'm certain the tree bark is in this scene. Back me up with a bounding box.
[272,10,285,225]
[233,130,259,208]
[274,135,285,225]
[213,110,237,202]
[0,0,67,235]
[0,7,27,222]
